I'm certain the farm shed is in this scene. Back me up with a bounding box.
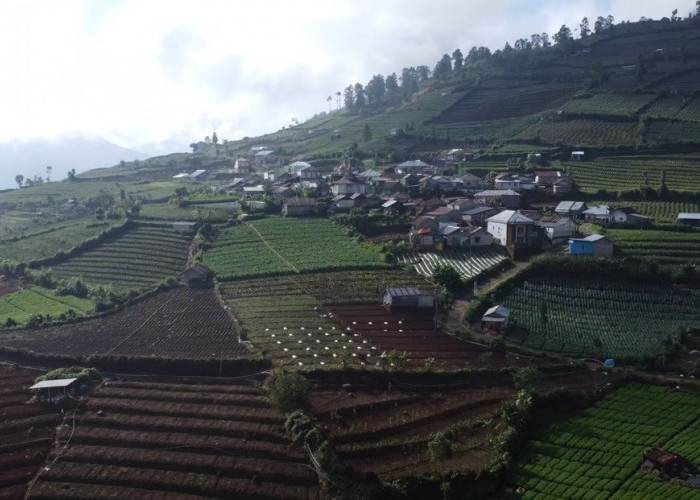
[282,197,317,216]
[172,221,197,234]
[555,201,587,219]
[642,448,695,477]
[180,264,215,286]
[678,213,700,227]
[570,151,585,161]
[481,305,510,331]
[30,378,78,403]
[382,288,434,311]
[569,234,614,257]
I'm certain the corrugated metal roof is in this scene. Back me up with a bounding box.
[385,287,429,297]
[30,378,78,390]
[678,213,700,220]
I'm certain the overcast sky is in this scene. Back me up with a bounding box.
[0,0,692,153]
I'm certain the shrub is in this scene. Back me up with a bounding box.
[427,431,452,460]
[269,370,309,412]
[513,366,542,390]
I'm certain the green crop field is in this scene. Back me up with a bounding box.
[562,93,655,118]
[139,202,231,222]
[0,287,94,326]
[0,181,179,205]
[642,97,686,119]
[49,224,192,292]
[399,248,508,280]
[567,155,700,193]
[646,119,700,146]
[0,220,123,263]
[605,229,700,267]
[498,278,700,358]
[204,217,386,280]
[590,201,700,224]
[510,384,700,500]
[514,120,638,147]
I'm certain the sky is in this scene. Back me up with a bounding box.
[0,0,693,155]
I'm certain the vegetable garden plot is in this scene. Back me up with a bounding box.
[30,380,322,500]
[49,224,192,292]
[510,384,700,500]
[0,367,62,499]
[606,228,700,267]
[0,286,94,326]
[326,305,492,369]
[0,288,250,360]
[309,384,515,480]
[399,248,508,281]
[514,120,638,147]
[498,279,700,358]
[562,94,655,118]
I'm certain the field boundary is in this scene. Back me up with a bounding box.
[244,222,299,273]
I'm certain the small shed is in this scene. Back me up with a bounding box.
[481,305,510,331]
[570,151,585,161]
[382,288,434,310]
[172,221,198,234]
[282,198,317,217]
[30,378,78,403]
[642,448,694,477]
[569,234,614,257]
[678,213,700,227]
[180,264,215,286]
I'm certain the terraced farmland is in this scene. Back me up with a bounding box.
[514,120,638,147]
[589,201,700,224]
[0,220,123,263]
[0,287,94,326]
[0,287,250,360]
[434,83,580,123]
[49,224,192,291]
[0,181,178,205]
[399,248,508,280]
[204,217,386,280]
[566,155,700,193]
[28,379,321,500]
[0,366,62,499]
[497,278,700,358]
[646,119,700,146]
[310,383,513,480]
[562,93,655,118]
[510,384,700,499]
[605,228,700,267]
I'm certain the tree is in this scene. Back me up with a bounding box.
[353,83,365,111]
[513,366,542,390]
[530,33,542,49]
[362,124,372,143]
[433,264,461,292]
[541,33,550,47]
[212,132,218,144]
[580,17,590,38]
[45,166,52,182]
[385,72,400,104]
[554,25,573,46]
[269,370,309,412]
[14,175,23,189]
[433,54,452,80]
[343,85,354,112]
[365,74,386,107]
[67,168,76,182]
[416,65,430,83]
[326,95,332,112]
[335,90,341,111]
[452,48,464,72]
[400,67,419,97]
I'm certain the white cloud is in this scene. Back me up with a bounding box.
[0,0,694,152]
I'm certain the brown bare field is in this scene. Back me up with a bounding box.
[326,304,497,369]
[0,279,25,298]
[0,287,251,360]
[28,379,322,500]
[0,366,61,500]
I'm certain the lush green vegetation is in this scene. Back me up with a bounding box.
[567,155,700,194]
[0,181,179,205]
[605,228,700,267]
[48,224,192,292]
[204,218,386,280]
[399,248,508,281]
[510,384,700,499]
[0,287,94,326]
[562,93,656,119]
[515,120,639,147]
[498,277,700,358]
[0,220,123,263]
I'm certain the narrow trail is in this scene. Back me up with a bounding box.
[244,222,299,273]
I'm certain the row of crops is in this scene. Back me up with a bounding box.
[498,278,700,358]
[399,248,508,280]
[567,155,700,193]
[49,224,192,291]
[204,217,387,280]
[562,93,656,119]
[605,229,700,267]
[0,288,249,359]
[434,83,580,123]
[514,120,638,147]
[0,286,94,326]
[511,384,700,499]
[0,220,122,262]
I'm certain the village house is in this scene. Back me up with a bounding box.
[555,201,587,219]
[569,234,614,256]
[481,305,510,331]
[172,221,198,234]
[381,199,405,215]
[474,189,522,209]
[552,177,574,194]
[534,170,563,187]
[536,216,576,245]
[610,207,651,226]
[332,195,355,211]
[409,216,439,249]
[459,172,489,191]
[486,210,538,249]
[180,264,215,287]
[424,206,463,224]
[331,176,368,196]
[461,205,498,226]
[396,159,432,175]
[582,205,611,224]
[678,213,700,226]
[282,197,318,217]
[382,287,434,311]
[493,173,521,191]
[234,158,255,175]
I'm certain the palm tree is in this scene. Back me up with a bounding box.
[335,91,341,111]
[327,96,332,113]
